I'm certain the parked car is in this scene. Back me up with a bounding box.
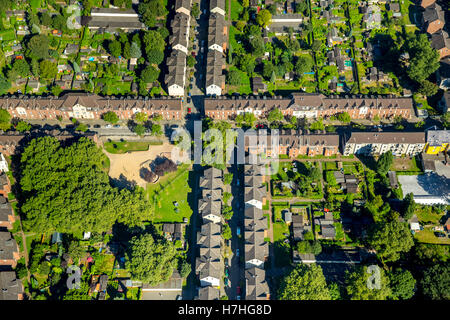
[225,268,229,277]
[236,248,240,257]
[237,296,241,300]
[187,97,191,103]
[237,286,241,295]
[236,226,241,236]
[224,258,229,267]
[201,40,205,46]
[113,124,120,128]
[105,124,112,128]
[435,232,446,238]
[189,84,193,89]
[193,45,197,50]
[187,107,191,114]
[190,77,194,82]
[94,124,101,128]
[224,277,229,287]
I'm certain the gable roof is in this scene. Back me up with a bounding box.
[0,271,22,300]
[346,132,425,144]
[0,231,18,261]
[245,267,269,300]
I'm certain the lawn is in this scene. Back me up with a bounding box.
[273,221,289,242]
[415,206,446,225]
[415,228,450,245]
[230,0,242,21]
[390,156,422,173]
[103,141,151,154]
[94,254,116,275]
[147,164,193,223]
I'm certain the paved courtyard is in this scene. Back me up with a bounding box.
[398,173,450,204]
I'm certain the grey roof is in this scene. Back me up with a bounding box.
[0,196,13,223]
[198,198,222,219]
[245,267,269,300]
[244,206,264,220]
[0,232,18,261]
[163,223,175,234]
[64,44,79,55]
[244,185,267,203]
[244,230,268,261]
[431,30,450,51]
[206,50,225,88]
[210,0,225,11]
[197,286,220,300]
[196,255,223,280]
[83,8,145,30]
[426,130,450,146]
[170,12,190,50]
[423,3,444,24]
[346,132,425,144]
[197,222,222,248]
[0,271,22,300]
[165,50,187,87]
[291,214,303,225]
[321,224,336,238]
[199,167,223,191]
[244,215,268,233]
[175,0,191,11]
[208,13,226,48]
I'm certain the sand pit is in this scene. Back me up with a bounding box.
[105,142,187,188]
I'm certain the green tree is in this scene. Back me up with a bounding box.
[178,257,191,278]
[418,80,438,97]
[388,268,416,300]
[140,65,159,83]
[103,111,119,124]
[0,109,11,131]
[311,40,322,52]
[402,193,415,220]
[263,62,275,80]
[143,30,165,53]
[227,70,242,86]
[0,75,11,95]
[39,60,57,80]
[67,241,84,263]
[133,124,146,136]
[345,265,391,300]
[376,150,393,176]
[278,264,331,300]
[222,224,232,240]
[109,40,122,58]
[12,59,31,78]
[26,35,49,60]
[420,263,450,300]
[337,112,351,123]
[76,123,88,132]
[405,33,440,83]
[295,56,313,75]
[134,112,148,123]
[249,35,265,57]
[236,20,246,32]
[256,9,272,28]
[126,233,176,285]
[224,173,233,185]
[368,220,414,263]
[39,11,52,27]
[147,49,164,65]
[15,121,31,132]
[130,42,142,59]
[151,124,162,136]
[20,137,151,233]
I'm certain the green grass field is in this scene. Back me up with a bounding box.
[103,141,150,154]
[415,228,450,245]
[147,164,193,223]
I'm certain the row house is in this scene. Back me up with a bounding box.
[166,1,191,97]
[165,50,188,97]
[205,10,227,96]
[206,50,226,97]
[169,12,191,54]
[343,132,426,156]
[243,161,269,300]
[204,93,413,120]
[0,196,14,230]
[196,222,223,287]
[0,130,98,157]
[245,129,340,158]
[0,231,19,268]
[0,93,184,121]
[195,168,224,298]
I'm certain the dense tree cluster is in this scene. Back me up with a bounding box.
[19,137,152,234]
[153,158,177,177]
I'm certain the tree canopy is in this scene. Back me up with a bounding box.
[26,35,49,60]
[126,233,177,285]
[376,150,393,176]
[256,9,272,28]
[367,220,414,263]
[404,33,440,83]
[278,264,331,300]
[388,268,416,300]
[420,263,450,300]
[345,265,391,300]
[19,137,152,234]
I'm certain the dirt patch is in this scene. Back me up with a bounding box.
[105,143,185,188]
[391,158,416,171]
